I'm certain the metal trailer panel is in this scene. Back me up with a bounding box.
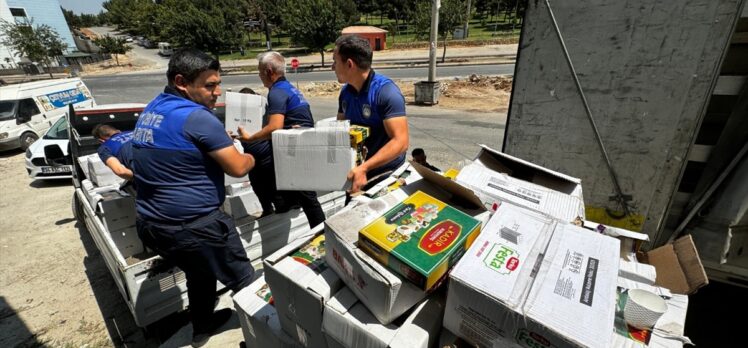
[504,0,745,245]
[81,187,346,327]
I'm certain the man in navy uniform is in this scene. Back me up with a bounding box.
[132,48,255,347]
[332,35,409,193]
[236,51,325,227]
[92,124,134,180]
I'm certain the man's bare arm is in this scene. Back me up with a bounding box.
[105,157,133,180]
[348,116,409,192]
[209,145,255,177]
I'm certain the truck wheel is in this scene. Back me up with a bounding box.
[19,132,38,150]
[72,194,84,221]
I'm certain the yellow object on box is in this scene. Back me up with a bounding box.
[358,191,481,291]
[443,168,460,180]
[350,125,370,166]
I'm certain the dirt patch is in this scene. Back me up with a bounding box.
[79,53,159,76]
[300,74,512,113]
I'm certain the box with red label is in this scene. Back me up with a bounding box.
[358,191,481,291]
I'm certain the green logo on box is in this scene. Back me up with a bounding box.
[484,243,519,274]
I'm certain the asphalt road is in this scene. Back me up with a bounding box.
[82,64,514,104]
[81,66,510,170]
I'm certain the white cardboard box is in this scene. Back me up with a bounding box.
[86,155,125,187]
[226,140,250,185]
[456,144,585,222]
[233,275,301,348]
[444,217,620,348]
[322,287,444,348]
[226,181,253,196]
[273,121,355,191]
[324,162,488,324]
[237,191,346,263]
[263,226,344,348]
[223,189,263,220]
[225,91,265,134]
[96,190,136,232]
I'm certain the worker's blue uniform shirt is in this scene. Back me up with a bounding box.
[243,77,314,164]
[132,86,234,222]
[97,131,134,167]
[338,70,406,177]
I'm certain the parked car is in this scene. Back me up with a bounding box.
[25,116,72,180]
[158,42,173,56]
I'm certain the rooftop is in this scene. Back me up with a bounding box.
[342,26,389,34]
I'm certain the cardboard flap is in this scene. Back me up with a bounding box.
[673,235,709,293]
[410,161,484,210]
[478,144,582,184]
[645,235,708,294]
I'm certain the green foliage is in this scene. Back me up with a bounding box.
[280,0,357,66]
[62,7,106,29]
[155,0,247,59]
[0,19,68,76]
[93,35,132,65]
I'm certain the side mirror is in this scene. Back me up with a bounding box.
[16,113,31,125]
[44,144,66,166]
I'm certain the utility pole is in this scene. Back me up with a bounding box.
[428,0,440,83]
[463,0,472,39]
[416,0,441,105]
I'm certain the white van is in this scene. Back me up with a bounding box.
[158,42,173,56]
[0,78,96,151]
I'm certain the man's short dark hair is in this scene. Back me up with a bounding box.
[412,148,425,157]
[166,48,221,86]
[335,35,373,70]
[92,124,119,139]
[239,87,258,95]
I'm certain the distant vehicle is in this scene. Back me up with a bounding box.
[158,42,173,56]
[124,36,133,43]
[0,78,95,151]
[25,116,72,180]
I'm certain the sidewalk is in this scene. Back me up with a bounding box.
[219,43,518,73]
[0,44,518,82]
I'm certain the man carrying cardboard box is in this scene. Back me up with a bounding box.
[333,35,409,193]
[236,51,325,228]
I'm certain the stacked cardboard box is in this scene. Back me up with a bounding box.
[86,155,125,187]
[233,275,301,348]
[264,228,344,348]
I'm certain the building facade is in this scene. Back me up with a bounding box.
[0,0,75,68]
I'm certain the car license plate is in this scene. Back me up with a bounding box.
[42,165,72,174]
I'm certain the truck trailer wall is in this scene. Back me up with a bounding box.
[504,0,745,245]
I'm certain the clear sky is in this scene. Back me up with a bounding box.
[58,0,106,15]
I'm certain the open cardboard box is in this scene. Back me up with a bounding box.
[456,144,585,222]
[324,161,488,324]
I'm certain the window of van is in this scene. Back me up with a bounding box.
[44,117,69,140]
[19,98,40,118]
[0,100,16,121]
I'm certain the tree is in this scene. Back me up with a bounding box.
[0,20,68,78]
[439,0,467,62]
[158,0,246,61]
[281,0,355,67]
[93,35,132,65]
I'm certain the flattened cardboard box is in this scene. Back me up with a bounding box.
[233,275,301,348]
[359,191,481,290]
[324,162,488,324]
[263,225,344,348]
[322,287,444,348]
[445,216,620,348]
[456,144,585,222]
